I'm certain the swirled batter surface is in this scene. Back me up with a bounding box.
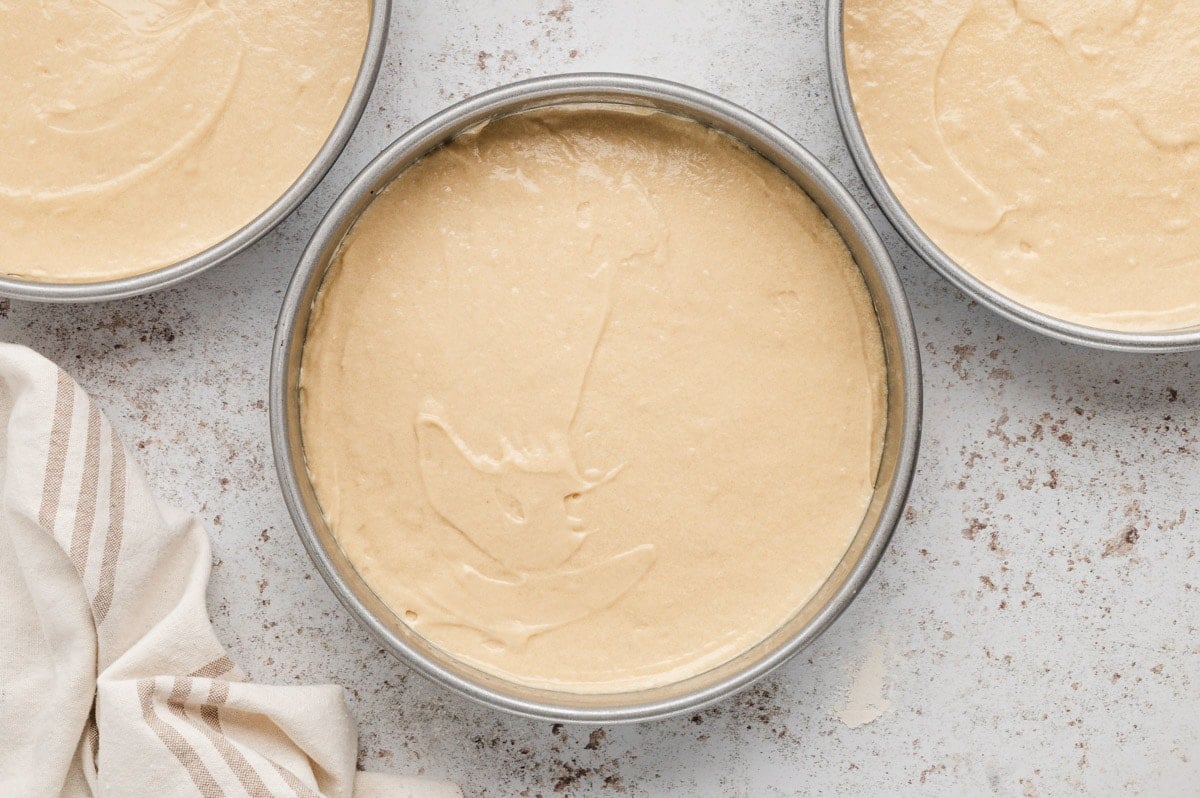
[301,107,886,692]
[846,0,1200,331]
[0,1,368,283]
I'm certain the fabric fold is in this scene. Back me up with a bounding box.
[0,343,459,798]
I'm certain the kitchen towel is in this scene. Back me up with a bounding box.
[0,343,460,798]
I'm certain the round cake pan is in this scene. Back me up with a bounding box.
[270,73,923,723]
[2,0,391,304]
[827,0,1200,352]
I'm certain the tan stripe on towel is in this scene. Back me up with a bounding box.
[68,404,102,577]
[190,656,236,680]
[272,760,322,798]
[168,678,273,797]
[92,424,127,625]
[201,681,226,731]
[38,369,75,533]
[200,681,319,798]
[138,678,224,798]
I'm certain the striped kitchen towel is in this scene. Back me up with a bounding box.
[0,343,460,798]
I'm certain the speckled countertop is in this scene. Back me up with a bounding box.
[6,2,1198,795]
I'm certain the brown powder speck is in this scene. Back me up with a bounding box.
[1158,509,1188,531]
[553,764,589,793]
[584,729,605,750]
[951,344,976,378]
[1167,388,1179,402]
[476,50,492,70]
[547,1,573,22]
[964,518,988,541]
[980,575,997,591]
[96,312,131,332]
[1103,527,1140,558]
[918,763,946,784]
[1044,470,1059,489]
[0,298,9,318]
[138,323,176,344]
[987,411,1012,445]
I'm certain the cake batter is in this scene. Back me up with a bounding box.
[301,107,887,692]
[0,0,369,282]
[846,0,1200,331]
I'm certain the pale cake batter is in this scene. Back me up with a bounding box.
[301,107,887,692]
[845,0,1200,331]
[0,0,369,283]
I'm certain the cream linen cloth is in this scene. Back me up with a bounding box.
[0,343,460,798]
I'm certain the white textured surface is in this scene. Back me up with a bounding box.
[5,2,1199,794]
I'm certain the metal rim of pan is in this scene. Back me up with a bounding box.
[826,0,1200,353]
[1,0,392,304]
[269,72,924,723]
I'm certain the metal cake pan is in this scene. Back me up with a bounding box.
[271,73,923,723]
[2,0,391,303]
[827,0,1200,352]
